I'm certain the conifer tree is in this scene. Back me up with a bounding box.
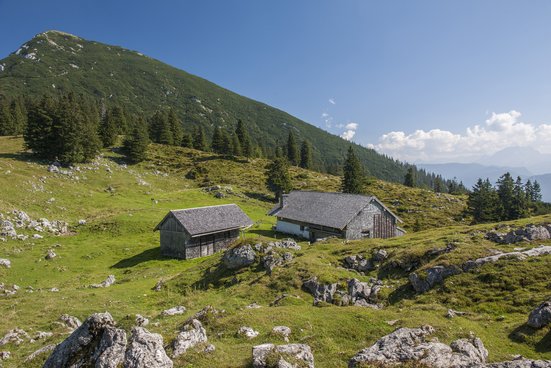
[221,129,232,155]
[286,131,299,165]
[434,176,445,193]
[511,176,528,219]
[10,99,26,134]
[235,119,252,157]
[124,117,149,163]
[275,145,284,158]
[525,180,534,204]
[157,113,173,145]
[266,157,292,201]
[168,109,183,146]
[181,133,192,148]
[192,126,207,151]
[25,96,56,157]
[404,167,416,187]
[497,172,515,220]
[0,100,15,136]
[110,106,127,134]
[211,126,224,154]
[341,146,364,194]
[468,178,500,223]
[230,133,242,156]
[299,140,313,169]
[99,109,118,147]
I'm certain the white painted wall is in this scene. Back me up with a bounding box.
[276,220,310,238]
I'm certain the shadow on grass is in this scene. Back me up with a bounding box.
[248,229,278,238]
[536,329,551,353]
[111,247,168,268]
[243,191,274,203]
[509,324,551,353]
[387,283,416,305]
[193,155,250,164]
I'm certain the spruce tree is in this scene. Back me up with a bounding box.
[211,126,224,154]
[110,106,127,134]
[168,109,183,146]
[525,180,534,204]
[341,146,364,194]
[532,180,543,202]
[230,133,242,156]
[181,133,193,148]
[0,100,15,136]
[158,113,173,145]
[497,172,515,220]
[299,140,313,169]
[25,96,56,157]
[286,131,299,165]
[99,109,118,147]
[235,119,252,157]
[124,117,149,163]
[221,129,232,155]
[511,176,528,219]
[10,99,26,134]
[468,178,500,223]
[434,176,445,193]
[193,126,207,151]
[404,167,416,187]
[266,157,292,201]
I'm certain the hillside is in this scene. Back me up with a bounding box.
[0,137,550,367]
[1,30,431,184]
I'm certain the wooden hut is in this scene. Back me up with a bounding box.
[154,204,253,259]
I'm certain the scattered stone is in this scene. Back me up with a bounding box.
[0,259,10,268]
[409,265,462,293]
[486,224,551,244]
[162,306,186,316]
[302,276,382,307]
[0,328,29,346]
[527,298,551,329]
[90,274,116,288]
[24,344,56,362]
[78,219,87,225]
[204,344,215,353]
[348,325,488,368]
[44,312,127,368]
[152,279,164,292]
[125,327,173,368]
[172,319,208,358]
[49,287,59,292]
[246,302,261,309]
[386,320,399,326]
[59,314,82,331]
[135,314,149,327]
[372,249,388,262]
[32,331,53,341]
[485,358,551,367]
[446,309,468,318]
[252,343,314,368]
[266,239,301,251]
[238,326,259,339]
[0,351,10,360]
[33,234,44,239]
[271,326,291,342]
[222,245,256,270]
[45,249,57,260]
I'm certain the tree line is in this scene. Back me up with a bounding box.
[467,173,545,223]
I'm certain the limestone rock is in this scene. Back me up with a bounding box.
[45,249,57,260]
[43,312,127,368]
[527,298,551,329]
[125,327,173,368]
[343,255,373,272]
[486,224,551,244]
[302,277,337,304]
[272,326,291,342]
[90,275,116,288]
[252,343,314,368]
[348,325,488,368]
[60,314,82,330]
[0,328,29,346]
[135,314,149,327]
[485,359,551,367]
[238,326,259,339]
[409,265,462,293]
[161,306,186,316]
[172,319,208,358]
[223,245,256,269]
[464,245,551,271]
[0,259,10,268]
[184,305,222,325]
[152,279,164,292]
[0,351,10,360]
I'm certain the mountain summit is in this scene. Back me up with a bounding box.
[1,30,424,183]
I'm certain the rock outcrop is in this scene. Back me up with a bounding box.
[527,298,551,329]
[60,314,82,331]
[271,326,291,342]
[348,325,488,368]
[125,327,173,368]
[486,224,551,244]
[302,276,381,307]
[409,265,462,293]
[223,245,256,270]
[343,249,388,273]
[172,319,208,358]
[238,326,259,339]
[161,306,186,316]
[252,343,314,368]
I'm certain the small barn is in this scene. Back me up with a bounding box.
[154,204,253,259]
[268,191,405,241]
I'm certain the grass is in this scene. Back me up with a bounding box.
[0,136,550,367]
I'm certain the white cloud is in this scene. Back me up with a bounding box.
[340,121,358,141]
[329,98,336,105]
[370,110,551,162]
[321,112,333,128]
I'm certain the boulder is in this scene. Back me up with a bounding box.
[0,259,10,268]
[125,327,173,368]
[161,306,186,316]
[172,319,208,358]
[348,326,488,368]
[347,278,381,306]
[44,312,127,368]
[252,343,314,368]
[302,277,337,304]
[343,255,373,273]
[486,224,551,244]
[272,326,291,342]
[90,275,116,288]
[0,351,10,360]
[527,298,551,329]
[152,279,164,292]
[45,249,57,260]
[238,326,259,339]
[222,245,256,270]
[372,249,388,262]
[60,314,82,330]
[409,265,462,293]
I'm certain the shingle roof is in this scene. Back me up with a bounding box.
[269,191,401,230]
[155,204,253,237]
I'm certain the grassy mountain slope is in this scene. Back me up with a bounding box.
[0,137,549,367]
[1,30,417,181]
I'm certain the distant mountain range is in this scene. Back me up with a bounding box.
[418,147,551,202]
[0,30,438,186]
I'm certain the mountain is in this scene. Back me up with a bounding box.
[0,30,425,184]
[418,162,532,188]
[480,146,551,174]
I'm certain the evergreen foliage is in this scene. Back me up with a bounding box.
[99,108,119,147]
[404,167,416,187]
[192,126,207,151]
[341,146,365,194]
[168,108,183,146]
[265,157,292,200]
[235,120,252,157]
[123,116,149,163]
[299,140,313,169]
[286,131,299,165]
[181,133,193,148]
[467,179,500,223]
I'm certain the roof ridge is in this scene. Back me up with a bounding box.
[170,203,236,212]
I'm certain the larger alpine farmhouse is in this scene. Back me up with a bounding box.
[269,191,404,241]
[155,204,253,259]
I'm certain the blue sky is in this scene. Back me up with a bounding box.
[2,0,551,163]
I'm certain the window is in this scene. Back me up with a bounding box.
[300,225,305,231]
